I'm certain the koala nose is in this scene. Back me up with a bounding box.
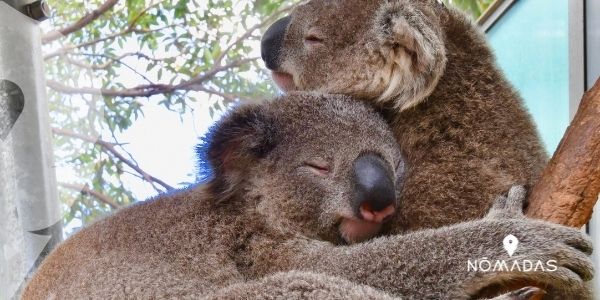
[352,154,397,223]
[261,16,291,70]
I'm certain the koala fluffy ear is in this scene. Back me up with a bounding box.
[196,105,279,203]
[372,0,447,110]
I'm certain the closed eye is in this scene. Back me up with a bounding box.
[304,28,325,46]
[304,160,331,175]
[304,35,324,44]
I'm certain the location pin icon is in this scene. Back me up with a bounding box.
[503,234,519,257]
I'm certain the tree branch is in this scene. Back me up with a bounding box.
[63,53,134,70]
[58,182,121,209]
[175,57,259,89]
[44,29,133,60]
[43,1,166,60]
[47,81,173,97]
[215,4,297,66]
[52,128,175,191]
[64,54,155,84]
[47,57,259,98]
[71,51,178,65]
[527,77,600,227]
[42,0,120,44]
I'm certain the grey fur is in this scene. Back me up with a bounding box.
[23,96,592,299]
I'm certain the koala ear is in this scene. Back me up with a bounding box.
[372,0,447,110]
[196,105,278,203]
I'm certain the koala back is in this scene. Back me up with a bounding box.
[388,7,547,231]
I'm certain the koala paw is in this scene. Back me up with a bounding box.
[463,185,594,299]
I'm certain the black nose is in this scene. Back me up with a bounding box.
[352,154,396,213]
[261,16,291,70]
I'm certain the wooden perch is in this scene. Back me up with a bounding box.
[526,77,600,227]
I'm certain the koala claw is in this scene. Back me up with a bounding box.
[559,244,595,281]
[565,234,594,256]
[509,286,545,300]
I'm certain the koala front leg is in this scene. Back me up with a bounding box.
[458,187,593,300]
[254,187,593,299]
[204,271,398,300]
[206,273,543,300]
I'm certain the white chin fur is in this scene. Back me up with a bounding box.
[272,71,296,92]
[375,51,440,112]
[339,218,383,244]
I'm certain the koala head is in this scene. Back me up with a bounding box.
[261,0,449,111]
[199,93,404,244]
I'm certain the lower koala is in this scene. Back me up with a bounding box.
[22,94,592,299]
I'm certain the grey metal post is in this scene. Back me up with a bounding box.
[0,1,60,298]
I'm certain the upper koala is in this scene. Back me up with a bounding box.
[262,0,447,110]
[261,0,549,231]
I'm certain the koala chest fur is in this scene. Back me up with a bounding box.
[260,0,548,232]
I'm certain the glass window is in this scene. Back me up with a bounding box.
[487,0,570,153]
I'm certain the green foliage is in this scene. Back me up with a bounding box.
[444,0,495,19]
[44,0,294,231]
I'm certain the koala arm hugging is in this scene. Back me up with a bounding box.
[244,187,592,300]
[209,191,587,300]
[23,95,592,300]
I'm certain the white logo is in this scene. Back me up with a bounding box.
[503,234,519,257]
[467,234,557,273]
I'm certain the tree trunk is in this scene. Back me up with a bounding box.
[526,77,600,227]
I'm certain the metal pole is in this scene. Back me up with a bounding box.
[0,1,60,298]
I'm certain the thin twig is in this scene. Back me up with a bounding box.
[43,0,120,44]
[47,57,259,98]
[52,128,175,191]
[58,182,121,209]
[44,1,166,60]
[65,54,155,84]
